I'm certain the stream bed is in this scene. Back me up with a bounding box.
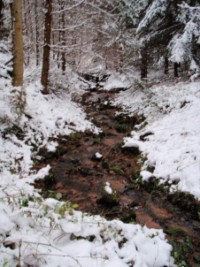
[35,88,200,266]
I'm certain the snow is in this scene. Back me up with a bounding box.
[168,3,200,70]
[104,73,130,91]
[95,152,103,159]
[104,182,113,194]
[137,0,168,33]
[0,197,175,267]
[24,80,97,143]
[140,170,154,181]
[116,80,200,199]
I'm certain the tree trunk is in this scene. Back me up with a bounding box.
[41,0,52,94]
[12,0,24,87]
[0,0,4,27]
[164,56,169,75]
[140,46,148,79]
[174,62,179,78]
[35,0,40,66]
[61,5,66,74]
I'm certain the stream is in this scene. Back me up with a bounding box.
[35,88,200,266]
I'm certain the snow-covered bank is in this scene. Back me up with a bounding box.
[115,80,200,199]
[0,198,174,267]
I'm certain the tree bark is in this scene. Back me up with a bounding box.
[41,0,52,94]
[35,0,40,66]
[0,0,4,27]
[140,46,148,79]
[164,56,169,75]
[12,0,24,87]
[61,4,66,74]
[174,62,179,78]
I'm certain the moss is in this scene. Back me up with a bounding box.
[170,236,194,267]
[114,113,145,133]
[129,173,171,195]
[120,210,136,223]
[93,137,102,145]
[109,162,122,174]
[67,132,83,142]
[132,171,141,181]
[166,226,187,237]
[115,123,129,133]
[111,165,122,174]
[167,191,200,220]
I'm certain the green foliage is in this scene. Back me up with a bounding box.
[115,123,128,133]
[67,132,82,142]
[3,259,9,267]
[167,226,186,237]
[109,162,122,174]
[168,191,200,220]
[19,195,40,208]
[170,236,193,267]
[54,202,79,218]
[93,136,102,145]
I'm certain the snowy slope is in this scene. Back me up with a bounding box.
[0,198,174,267]
[115,80,200,199]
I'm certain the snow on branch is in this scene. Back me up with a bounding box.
[84,2,116,17]
[169,2,200,67]
[52,22,87,32]
[137,0,168,33]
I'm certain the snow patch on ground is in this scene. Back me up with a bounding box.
[95,152,103,159]
[104,73,130,90]
[104,181,113,194]
[0,199,174,267]
[115,80,200,199]
[24,81,97,143]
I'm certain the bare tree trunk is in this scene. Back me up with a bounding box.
[0,0,4,27]
[35,0,39,66]
[12,0,24,87]
[174,62,179,78]
[61,7,66,74]
[41,0,52,94]
[140,46,148,79]
[57,0,63,70]
[164,56,169,75]
[26,0,34,65]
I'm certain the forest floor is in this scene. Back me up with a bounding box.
[35,87,200,266]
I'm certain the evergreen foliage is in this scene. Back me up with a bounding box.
[135,0,200,76]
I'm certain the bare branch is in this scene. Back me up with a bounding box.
[52,0,85,14]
